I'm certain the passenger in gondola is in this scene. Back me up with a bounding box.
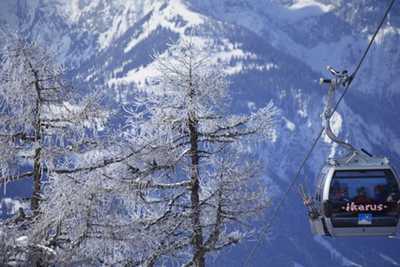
[374,184,387,203]
[353,187,371,204]
[339,185,349,201]
[331,182,348,202]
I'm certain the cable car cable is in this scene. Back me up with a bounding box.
[242,0,397,265]
[298,0,397,204]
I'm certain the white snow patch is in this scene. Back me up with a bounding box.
[314,236,362,267]
[57,0,172,50]
[294,90,308,118]
[224,62,243,75]
[297,109,307,118]
[226,230,243,240]
[66,0,82,22]
[284,117,296,131]
[374,26,400,45]
[111,37,269,91]
[289,0,334,13]
[247,101,256,111]
[124,0,204,53]
[270,128,278,143]
[380,254,400,266]
[1,198,25,215]
[169,0,203,25]
[108,61,161,89]
[260,0,334,24]
[35,244,57,256]
[16,236,28,246]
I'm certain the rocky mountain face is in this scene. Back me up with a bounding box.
[1,0,400,266]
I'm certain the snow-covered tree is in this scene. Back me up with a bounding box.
[0,38,106,213]
[1,38,278,266]
[115,39,279,266]
[0,38,108,265]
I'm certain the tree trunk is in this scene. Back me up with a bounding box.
[189,115,205,267]
[31,147,42,213]
[187,61,206,267]
[30,66,42,214]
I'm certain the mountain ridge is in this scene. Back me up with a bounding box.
[1,1,399,266]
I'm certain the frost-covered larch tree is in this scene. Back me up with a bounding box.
[118,39,279,266]
[0,38,278,266]
[0,38,108,265]
[0,39,105,213]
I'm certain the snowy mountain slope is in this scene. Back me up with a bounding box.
[1,0,398,97]
[191,0,400,97]
[1,0,400,266]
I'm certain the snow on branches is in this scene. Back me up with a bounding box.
[0,38,279,266]
[0,38,107,207]
[119,39,278,266]
[0,38,109,265]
